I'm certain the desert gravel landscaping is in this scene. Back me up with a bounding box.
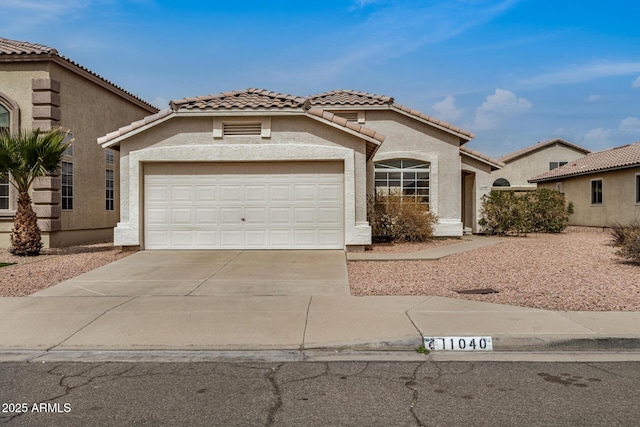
[349,227,640,311]
[0,243,131,297]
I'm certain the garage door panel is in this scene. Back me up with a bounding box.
[144,162,344,249]
[170,208,192,225]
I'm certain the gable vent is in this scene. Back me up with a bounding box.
[330,111,359,122]
[223,122,261,136]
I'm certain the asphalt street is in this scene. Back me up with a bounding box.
[1,360,639,426]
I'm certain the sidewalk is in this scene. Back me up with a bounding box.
[1,238,639,360]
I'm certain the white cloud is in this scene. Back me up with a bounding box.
[586,94,603,102]
[579,128,612,148]
[432,95,462,123]
[151,97,168,109]
[633,76,640,88]
[520,61,640,88]
[473,89,531,130]
[619,117,640,133]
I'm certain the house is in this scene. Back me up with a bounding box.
[529,141,640,227]
[98,88,502,251]
[491,138,590,190]
[0,38,158,247]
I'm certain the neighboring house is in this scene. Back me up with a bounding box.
[98,88,502,251]
[0,38,158,247]
[492,138,590,190]
[529,141,640,227]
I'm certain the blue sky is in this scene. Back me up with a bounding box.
[2,0,640,158]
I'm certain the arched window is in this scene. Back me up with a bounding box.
[492,178,511,187]
[0,103,9,133]
[374,159,430,204]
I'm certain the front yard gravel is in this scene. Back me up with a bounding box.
[0,243,132,297]
[349,227,640,311]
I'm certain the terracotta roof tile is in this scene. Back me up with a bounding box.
[308,89,394,106]
[500,138,591,163]
[170,88,306,111]
[98,108,173,146]
[305,107,385,143]
[460,146,504,169]
[529,141,640,182]
[391,103,474,140]
[0,37,157,112]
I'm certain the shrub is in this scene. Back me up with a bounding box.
[610,221,640,264]
[479,189,571,236]
[367,194,438,242]
[478,190,532,236]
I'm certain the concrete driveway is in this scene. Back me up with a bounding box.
[35,250,350,297]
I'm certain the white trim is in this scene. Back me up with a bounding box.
[114,144,369,248]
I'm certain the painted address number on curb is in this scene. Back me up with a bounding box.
[424,336,493,351]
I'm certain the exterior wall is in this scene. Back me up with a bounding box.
[461,155,494,233]
[0,59,155,247]
[538,167,640,227]
[364,110,463,236]
[115,114,372,249]
[492,144,587,188]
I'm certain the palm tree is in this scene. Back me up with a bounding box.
[0,128,71,256]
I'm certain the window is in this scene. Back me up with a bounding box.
[492,178,511,187]
[105,169,114,211]
[63,143,73,157]
[374,159,430,204]
[549,161,568,170]
[591,179,603,205]
[61,161,73,210]
[636,174,640,204]
[0,104,8,133]
[0,172,8,210]
[105,149,115,165]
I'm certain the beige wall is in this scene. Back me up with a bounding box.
[493,144,587,188]
[114,114,372,249]
[0,59,155,247]
[461,155,494,233]
[364,110,463,236]
[539,167,640,227]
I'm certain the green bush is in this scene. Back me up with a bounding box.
[610,221,640,264]
[479,189,571,236]
[367,194,438,242]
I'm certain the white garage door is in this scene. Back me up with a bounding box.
[144,162,344,249]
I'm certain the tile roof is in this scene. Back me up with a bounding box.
[0,37,157,112]
[305,107,385,143]
[98,109,174,147]
[391,103,474,140]
[0,37,58,55]
[500,138,590,163]
[170,88,306,111]
[460,145,504,170]
[529,141,640,182]
[308,89,474,141]
[308,89,394,106]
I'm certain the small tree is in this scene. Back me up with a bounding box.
[0,128,71,256]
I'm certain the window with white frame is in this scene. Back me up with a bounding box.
[61,161,73,210]
[591,179,603,205]
[636,174,640,204]
[105,169,114,211]
[105,149,115,165]
[0,171,9,210]
[374,159,430,204]
[63,143,73,157]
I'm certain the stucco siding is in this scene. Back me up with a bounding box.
[493,144,588,188]
[364,110,463,235]
[539,167,640,227]
[461,155,493,233]
[115,114,372,249]
[0,62,49,130]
